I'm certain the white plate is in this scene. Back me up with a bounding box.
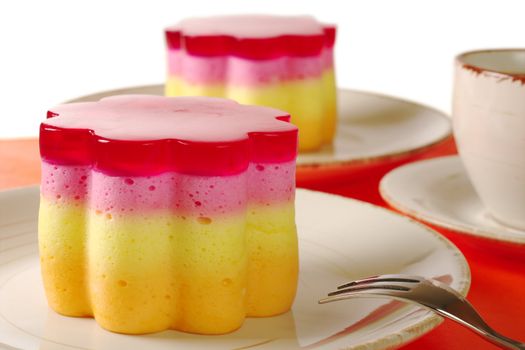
[0,187,469,350]
[67,85,452,169]
[380,156,525,246]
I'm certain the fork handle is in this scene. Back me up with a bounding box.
[463,324,524,350]
[436,308,525,350]
[484,332,525,350]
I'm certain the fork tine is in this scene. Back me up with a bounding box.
[319,284,412,305]
[329,284,412,297]
[337,274,421,289]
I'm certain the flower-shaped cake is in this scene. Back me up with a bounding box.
[39,95,298,335]
[165,15,337,151]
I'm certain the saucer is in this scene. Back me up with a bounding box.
[380,156,525,246]
[0,187,469,350]
[67,85,452,178]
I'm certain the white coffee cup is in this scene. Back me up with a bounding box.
[453,49,525,230]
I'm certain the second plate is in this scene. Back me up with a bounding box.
[380,156,525,247]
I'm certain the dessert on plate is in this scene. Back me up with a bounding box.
[38,95,299,335]
[165,15,337,152]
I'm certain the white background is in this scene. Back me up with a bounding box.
[0,0,524,138]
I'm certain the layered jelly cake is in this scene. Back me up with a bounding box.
[165,15,337,152]
[38,95,299,335]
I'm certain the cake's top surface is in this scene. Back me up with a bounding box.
[165,15,336,59]
[40,95,297,176]
[172,15,324,38]
[45,95,296,142]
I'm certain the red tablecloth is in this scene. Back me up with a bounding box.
[1,137,523,349]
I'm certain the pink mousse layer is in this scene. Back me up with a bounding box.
[167,48,334,85]
[40,163,91,202]
[41,161,295,216]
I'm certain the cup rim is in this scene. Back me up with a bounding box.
[456,48,525,79]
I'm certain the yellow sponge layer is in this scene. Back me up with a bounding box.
[38,200,91,317]
[322,70,337,143]
[86,210,248,334]
[246,204,298,317]
[38,197,297,335]
[165,70,337,152]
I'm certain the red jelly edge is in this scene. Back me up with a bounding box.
[40,116,298,177]
[165,25,336,60]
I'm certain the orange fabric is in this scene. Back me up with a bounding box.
[0,138,41,189]
[299,137,525,350]
[1,137,524,348]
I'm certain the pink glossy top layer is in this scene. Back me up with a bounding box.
[40,95,297,176]
[165,15,336,59]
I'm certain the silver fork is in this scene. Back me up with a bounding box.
[319,274,525,350]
